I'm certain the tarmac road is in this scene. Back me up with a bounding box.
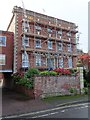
[2,102,89,119]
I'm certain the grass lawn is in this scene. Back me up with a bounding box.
[42,94,88,102]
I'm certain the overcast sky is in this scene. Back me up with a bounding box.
[0,0,89,52]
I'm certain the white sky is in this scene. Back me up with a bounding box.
[0,0,89,52]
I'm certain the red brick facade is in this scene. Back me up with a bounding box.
[0,31,14,87]
[0,31,14,72]
[7,6,78,73]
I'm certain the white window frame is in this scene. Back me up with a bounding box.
[37,31,40,35]
[35,25,42,31]
[36,54,41,66]
[60,35,62,39]
[49,34,52,37]
[47,28,52,33]
[58,30,62,35]
[35,39,41,48]
[57,42,63,51]
[22,36,29,46]
[67,44,72,52]
[22,53,29,68]
[0,54,6,65]
[58,58,63,68]
[67,32,71,37]
[22,22,29,28]
[48,40,52,49]
[0,36,6,46]
[68,57,72,68]
[69,37,71,41]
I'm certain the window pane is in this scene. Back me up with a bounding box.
[35,26,41,30]
[58,58,63,68]
[67,44,72,52]
[0,54,5,65]
[0,36,6,46]
[36,55,41,66]
[35,39,41,48]
[22,53,29,68]
[22,37,29,46]
[48,41,52,49]
[47,28,52,33]
[57,42,62,50]
[68,57,72,68]
[47,58,54,69]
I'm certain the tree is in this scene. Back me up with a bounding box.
[79,53,90,70]
[78,53,90,87]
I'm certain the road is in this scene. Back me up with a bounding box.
[3,102,89,119]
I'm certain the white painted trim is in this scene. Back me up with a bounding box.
[0,70,12,72]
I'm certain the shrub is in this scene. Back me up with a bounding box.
[69,68,78,76]
[25,68,39,78]
[49,71,57,76]
[40,71,49,76]
[82,87,88,94]
[12,69,38,89]
[69,88,77,95]
[40,71,57,76]
[15,77,33,89]
[53,68,71,76]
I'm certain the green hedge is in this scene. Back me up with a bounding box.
[40,71,57,76]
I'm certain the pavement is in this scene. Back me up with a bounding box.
[1,88,89,118]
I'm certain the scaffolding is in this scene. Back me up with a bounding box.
[20,5,78,70]
[21,0,30,69]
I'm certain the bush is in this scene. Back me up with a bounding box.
[49,71,57,76]
[40,71,57,76]
[82,87,88,94]
[53,68,71,76]
[16,77,33,89]
[69,88,77,95]
[12,68,39,89]
[25,68,39,78]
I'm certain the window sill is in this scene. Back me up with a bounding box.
[35,46,42,48]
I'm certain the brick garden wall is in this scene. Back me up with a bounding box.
[34,76,80,98]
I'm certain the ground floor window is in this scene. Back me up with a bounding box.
[47,58,54,69]
[36,54,41,66]
[68,57,72,68]
[0,54,6,65]
[58,58,63,68]
[22,52,29,68]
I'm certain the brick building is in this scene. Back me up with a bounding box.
[0,31,14,87]
[7,6,78,73]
